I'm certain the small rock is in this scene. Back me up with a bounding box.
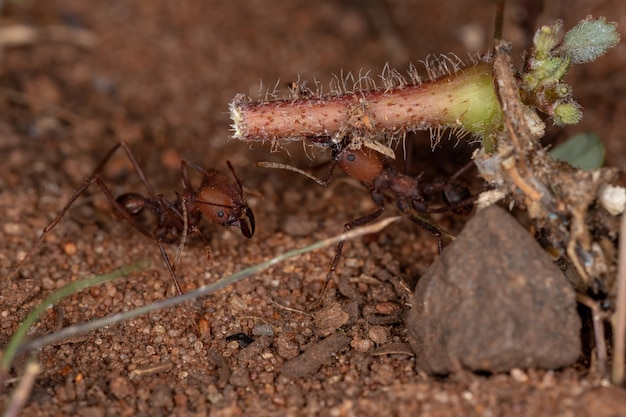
[238,335,273,362]
[281,333,350,378]
[578,386,626,417]
[370,362,396,386]
[109,376,133,400]
[229,368,250,388]
[313,302,351,337]
[350,336,372,352]
[275,334,300,360]
[407,205,581,374]
[63,242,78,255]
[77,407,105,417]
[150,383,173,411]
[3,222,22,235]
[363,301,403,325]
[252,323,275,337]
[367,326,389,344]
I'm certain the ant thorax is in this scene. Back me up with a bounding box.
[388,173,422,203]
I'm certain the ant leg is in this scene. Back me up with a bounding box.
[180,160,195,194]
[425,193,479,214]
[155,194,199,295]
[116,141,158,198]
[314,208,384,307]
[86,141,158,199]
[87,142,122,177]
[191,226,212,262]
[8,177,107,279]
[8,140,162,280]
[405,210,457,254]
[158,242,184,296]
[449,159,476,181]
[91,180,188,295]
[173,196,190,271]
[92,180,188,296]
[91,177,157,240]
[8,174,155,280]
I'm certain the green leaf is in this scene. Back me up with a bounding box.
[556,16,620,64]
[549,132,605,170]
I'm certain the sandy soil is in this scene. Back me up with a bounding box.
[1,1,626,416]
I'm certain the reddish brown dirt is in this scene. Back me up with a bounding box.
[1,1,626,416]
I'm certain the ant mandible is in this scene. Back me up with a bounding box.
[258,136,475,300]
[10,141,255,295]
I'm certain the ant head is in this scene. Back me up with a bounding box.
[335,144,384,183]
[193,187,255,238]
[192,164,255,239]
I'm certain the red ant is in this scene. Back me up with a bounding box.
[10,141,255,295]
[258,137,476,300]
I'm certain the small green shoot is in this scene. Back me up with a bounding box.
[1,262,148,375]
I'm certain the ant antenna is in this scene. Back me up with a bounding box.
[226,161,245,193]
[173,196,191,273]
[255,161,337,186]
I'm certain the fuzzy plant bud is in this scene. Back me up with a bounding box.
[553,102,582,125]
[533,21,563,62]
[520,16,619,126]
[555,16,620,64]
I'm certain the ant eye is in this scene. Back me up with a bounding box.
[347,153,356,162]
[217,210,225,218]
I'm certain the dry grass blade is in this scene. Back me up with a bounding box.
[2,360,41,417]
[8,216,400,356]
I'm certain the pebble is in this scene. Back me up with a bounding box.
[407,205,581,374]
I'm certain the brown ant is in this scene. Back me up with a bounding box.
[258,137,476,301]
[10,141,255,295]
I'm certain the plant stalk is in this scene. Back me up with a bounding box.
[230,62,502,146]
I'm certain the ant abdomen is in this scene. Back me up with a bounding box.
[116,193,147,215]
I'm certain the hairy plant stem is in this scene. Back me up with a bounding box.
[230,62,503,147]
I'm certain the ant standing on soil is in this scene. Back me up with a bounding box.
[10,141,255,295]
[258,137,476,299]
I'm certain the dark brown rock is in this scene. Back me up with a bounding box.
[407,205,581,374]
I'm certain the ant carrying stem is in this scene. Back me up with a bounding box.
[258,137,476,301]
[9,141,255,295]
